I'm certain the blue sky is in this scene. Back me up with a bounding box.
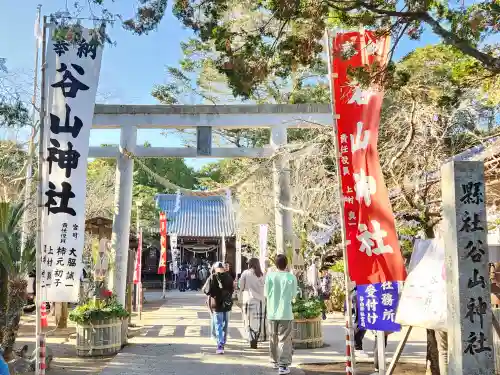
[1,0,440,170]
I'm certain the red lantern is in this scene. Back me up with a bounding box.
[40,302,48,328]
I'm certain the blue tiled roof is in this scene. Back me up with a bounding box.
[155,194,236,237]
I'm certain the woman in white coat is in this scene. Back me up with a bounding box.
[239,258,267,349]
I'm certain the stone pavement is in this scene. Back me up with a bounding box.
[98,290,428,375]
[99,290,303,375]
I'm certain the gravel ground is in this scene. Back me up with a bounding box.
[13,299,163,375]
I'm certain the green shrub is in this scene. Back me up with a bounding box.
[329,260,344,273]
[292,297,325,320]
[327,283,346,312]
[69,295,129,325]
[325,272,346,312]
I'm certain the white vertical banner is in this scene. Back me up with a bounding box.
[221,236,226,262]
[235,235,242,275]
[170,233,178,259]
[259,224,268,270]
[40,29,103,302]
[34,10,42,47]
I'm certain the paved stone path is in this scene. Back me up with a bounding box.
[99,291,304,375]
[99,290,428,375]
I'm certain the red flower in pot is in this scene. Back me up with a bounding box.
[102,289,113,298]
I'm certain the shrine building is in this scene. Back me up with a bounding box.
[154,194,238,268]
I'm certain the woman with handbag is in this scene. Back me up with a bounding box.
[239,258,267,349]
[203,261,234,354]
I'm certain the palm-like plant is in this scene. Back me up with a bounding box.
[0,201,35,359]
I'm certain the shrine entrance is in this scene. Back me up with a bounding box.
[90,103,331,304]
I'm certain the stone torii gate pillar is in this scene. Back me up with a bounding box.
[111,125,137,305]
[271,125,293,255]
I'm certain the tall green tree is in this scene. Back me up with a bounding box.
[151,33,330,148]
[0,141,28,201]
[0,58,29,128]
[86,143,199,230]
[0,202,35,358]
[384,44,499,239]
[71,0,500,98]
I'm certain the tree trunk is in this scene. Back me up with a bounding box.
[423,224,440,375]
[55,302,68,329]
[2,278,27,360]
[0,267,8,343]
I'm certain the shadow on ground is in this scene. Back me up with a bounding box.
[99,342,304,375]
[14,299,168,375]
[300,362,426,375]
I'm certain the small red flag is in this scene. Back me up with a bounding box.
[133,230,142,284]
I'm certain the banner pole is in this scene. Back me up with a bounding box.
[324,28,357,375]
[139,228,143,319]
[35,15,48,375]
[377,331,386,374]
[139,282,143,320]
[21,4,42,256]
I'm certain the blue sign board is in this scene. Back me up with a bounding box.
[357,281,401,332]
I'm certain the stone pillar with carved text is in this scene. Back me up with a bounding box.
[111,126,137,305]
[441,160,494,375]
[271,125,292,254]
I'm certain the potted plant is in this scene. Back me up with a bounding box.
[69,290,128,357]
[291,297,325,349]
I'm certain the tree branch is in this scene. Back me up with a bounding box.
[419,13,500,73]
[327,0,500,74]
[389,97,420,210]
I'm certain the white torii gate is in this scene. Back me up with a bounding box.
[90,103,332,304]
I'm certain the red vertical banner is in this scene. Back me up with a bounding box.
[158,212,168,275]
[332,31,406,284]
[133,230,142,284]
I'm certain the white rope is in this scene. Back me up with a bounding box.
[174,189,181,212]
[123,142,318,196]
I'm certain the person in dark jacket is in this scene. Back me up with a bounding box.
[178,267,188,292]
[225,262,236,280]
[203,261,234,354]
[344,284,368,357]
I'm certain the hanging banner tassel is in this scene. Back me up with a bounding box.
[40,302,48,328]
[39,333,46,375]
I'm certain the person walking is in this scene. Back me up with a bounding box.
[203,261,234,354]
[189,266,198,290]
[318,269,332,320]
[199,265,209,289]
[225,262,237,280]
[349,284,369,357]
[265,254,298,375]
[240,258,267,349]
[178,266,187,292]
